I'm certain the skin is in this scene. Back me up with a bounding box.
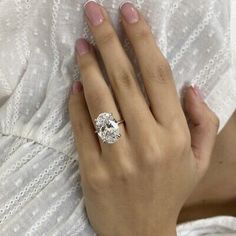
[179,111,236,223]
[68,2,220,236]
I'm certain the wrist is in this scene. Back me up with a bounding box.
[147,222,177,236]
[127,224,177,236]
[153,227,177,236]
[100,226,177,236]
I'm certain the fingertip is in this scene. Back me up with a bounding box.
[182,86,196,108]
[191,84,205,102]
[183,84,205,109]
[68,81,86,131]
[69,80,83,108]
[74,38,97,69]
[182,85,206,125]
[75,38,90,56]
[72,80,83,94]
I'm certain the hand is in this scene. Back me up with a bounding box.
[68,1,220,236]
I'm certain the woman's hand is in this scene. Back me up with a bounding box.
[68,1,220,236]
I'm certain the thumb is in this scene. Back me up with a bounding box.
[183,85,220,175]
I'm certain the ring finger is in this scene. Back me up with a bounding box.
[75,38,128,152]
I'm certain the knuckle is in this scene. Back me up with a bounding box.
[135,27,152,42]
[96,28,117,47]
[114,163,136,184]
[140,138,160,167]
[110,68,136,90]
[209,112,220,131]
[79,57,94,73]
[87,90,106,108]
[85,171,109,192]
[145,60,172,85]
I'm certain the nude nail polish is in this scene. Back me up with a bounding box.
[84,0,104,26]
[191,84,204,101]
[120,1,139,24]
[75,38,90,56]
[72,80,83,94]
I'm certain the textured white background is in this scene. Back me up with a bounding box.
[0,0,235,235]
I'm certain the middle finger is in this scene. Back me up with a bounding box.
[83,0,157,134]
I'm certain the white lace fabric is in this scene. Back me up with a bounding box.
[0,0,235,235]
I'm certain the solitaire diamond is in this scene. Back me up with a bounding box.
[95,112,121,144]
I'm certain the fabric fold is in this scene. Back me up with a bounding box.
[0,0,235,235]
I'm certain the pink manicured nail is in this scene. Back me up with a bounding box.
[120,2,139,24]
[75,38,90,56]
[192,85,204,101]
[84,0,104,26]
[72,80,83,94]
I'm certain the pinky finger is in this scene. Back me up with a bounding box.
[68,80,101,170]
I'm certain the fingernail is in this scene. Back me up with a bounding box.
[84,0,104,26]
[191,85,204,101]
[72,80,83,94]
[75,38,90,56]
[120,2,139,24]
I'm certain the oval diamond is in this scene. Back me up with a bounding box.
[95,112,121,144]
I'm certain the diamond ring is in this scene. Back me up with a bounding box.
[94,112,125,144]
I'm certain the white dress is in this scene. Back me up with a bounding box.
[0,0,235,235]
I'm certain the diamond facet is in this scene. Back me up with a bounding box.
[95,112,121,144]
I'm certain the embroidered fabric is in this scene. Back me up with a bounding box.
[177,216,236,236]
[0,0,235,235]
